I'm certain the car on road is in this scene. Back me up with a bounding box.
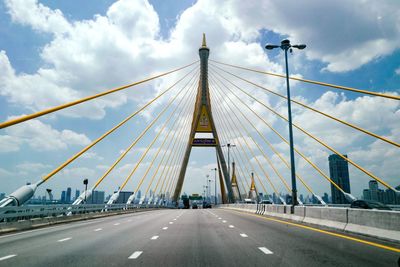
[350,200,391,210]
[259,200,272,204]
[192,202,198,209]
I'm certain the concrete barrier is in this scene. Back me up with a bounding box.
[303,207,348,230]
[345,209,400,241]
[217,204,400,242]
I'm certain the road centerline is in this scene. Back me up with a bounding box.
[0,254,17,261]
[128,251,143,259]
[57,237,72,242]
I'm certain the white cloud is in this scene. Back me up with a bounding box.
[2,117,90,152]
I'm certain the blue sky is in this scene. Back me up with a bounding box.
[0,0,399,202]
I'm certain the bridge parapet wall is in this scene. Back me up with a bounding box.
[218,204,400,242]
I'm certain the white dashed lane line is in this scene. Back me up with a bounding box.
[151,235,159,240]
[94,228,102,232]
[0,254,17,261]
[162,227,168,230]
[240,233,248,237]
[113,223,120,226]
[57,237,72,242]
[222,220,227,223]
[128,251,143,259]
[259,247,273,255]
[169,222,174,224]
[228,225,235,228]
[218,217,222,220]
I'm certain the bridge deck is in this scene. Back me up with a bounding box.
[0,209,398,266]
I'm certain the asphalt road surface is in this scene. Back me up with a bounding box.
[0,208,399,266]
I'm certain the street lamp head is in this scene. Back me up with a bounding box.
[83,179,88,185]
[265,43,279,50]
[292,44,306,50]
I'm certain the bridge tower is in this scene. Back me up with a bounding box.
[172,34,234,203]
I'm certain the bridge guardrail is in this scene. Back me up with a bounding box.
[219,204,400,242]
[0,203,169,222]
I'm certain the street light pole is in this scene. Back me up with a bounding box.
[83,179,88,204]
[212,168,217,204]
[222,143,236,179]
[265,39,306,212]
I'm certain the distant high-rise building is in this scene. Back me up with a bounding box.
[0,193,5,201]
[66,187,72,203]
[115,191,134,204]
[87,191,105,204]
[328,154,351,204]
[322,192,330,204]
[362,180,397,204]
[61,191,66,203]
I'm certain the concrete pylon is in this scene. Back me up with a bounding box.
[172,34,234,203]
[231,162,241,202]
[248,172,258,202]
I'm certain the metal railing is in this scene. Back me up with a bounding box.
[0,203,171,222]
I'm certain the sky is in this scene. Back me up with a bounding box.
[0,0,399,201]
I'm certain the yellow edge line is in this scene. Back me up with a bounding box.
[226,209,400,253]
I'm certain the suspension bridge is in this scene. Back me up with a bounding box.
[0,35,399,266]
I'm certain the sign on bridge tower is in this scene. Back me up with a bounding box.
[172,34,234,203]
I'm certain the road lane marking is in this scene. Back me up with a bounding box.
[169,222,174,224]
[162,227,168,230]
[94,228,102,232]
[57,237,72,242]
[173,218,177,221]
[240,233,248,237]
[0,255,17,261]
[128,251,143,259]
[259,247,273,255]
[151,235,159,240]
[222,220,227,223]
[218,217,222,220]
[114,223,120,226]
[229,225,235,228]
[228,209,400,253]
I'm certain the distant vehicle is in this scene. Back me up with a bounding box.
[259,200,272,204]
[350,200,391,210]
[192,202,198,209]
[182,194,190,209]
[203,202,212,209]
[244,198,256,204]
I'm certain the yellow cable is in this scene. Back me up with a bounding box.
[134,80,197,194]
[0,61,198,129]
[38,66,197,185]
[211,72,315,195]
[215,68,396,192]
[118,69,197,190]
[211,64,400,148]
[210,60,400,100]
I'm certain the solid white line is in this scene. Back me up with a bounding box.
[57,237,72,242]
[162,227,168,230]
[229,225,235,228]
[222,220,227,223]
[0,254,17,261]
[114,223,120,226]
[94,228,102,232]
[259,247,273,255]
[151,235,159,240]
[240,233,248,237]
[169,222,173,224]
[128,251,143,259]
